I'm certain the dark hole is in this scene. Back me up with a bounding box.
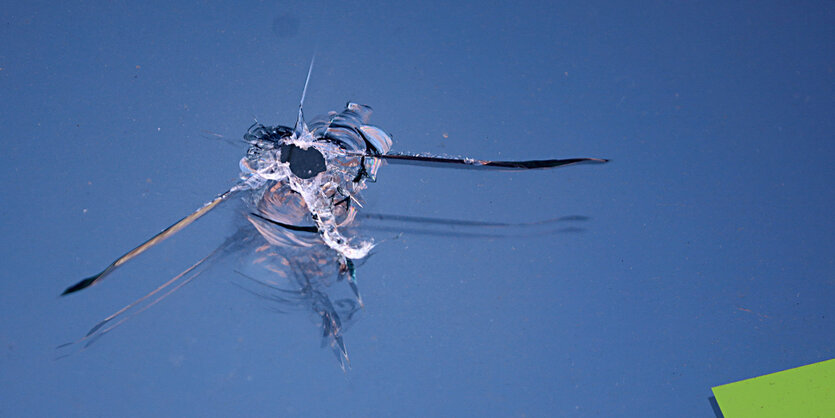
[279,143,327,179]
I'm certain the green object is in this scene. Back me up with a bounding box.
[712,358,834,417]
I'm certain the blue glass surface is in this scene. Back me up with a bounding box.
[1,1,833,416]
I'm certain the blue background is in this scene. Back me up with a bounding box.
[1,1,833,416]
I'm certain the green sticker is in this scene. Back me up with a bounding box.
[712,358,834,417]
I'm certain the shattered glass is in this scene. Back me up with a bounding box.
[233,103,392,368]
[241,102,392,261]
[61,90,604,370]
